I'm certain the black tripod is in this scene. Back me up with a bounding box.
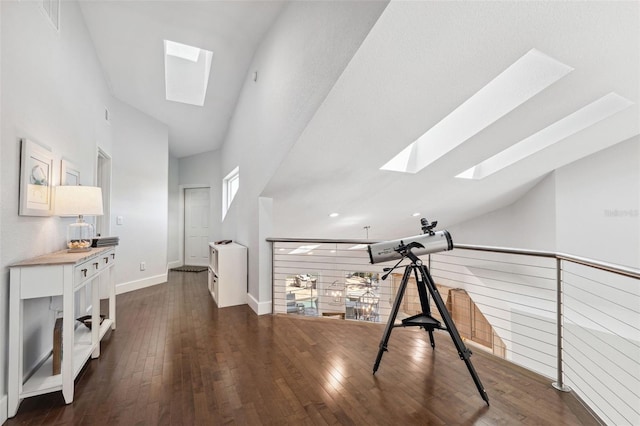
[372,244,490,405]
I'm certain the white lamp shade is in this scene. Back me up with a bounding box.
[54,186,104,216]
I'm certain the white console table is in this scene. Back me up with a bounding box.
[8,246,116,417]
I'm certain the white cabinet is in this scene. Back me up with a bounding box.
[208,242,247,308]
[8,247,116,417]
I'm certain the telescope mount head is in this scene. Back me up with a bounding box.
[420,218,438,236]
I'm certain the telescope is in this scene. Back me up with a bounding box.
[367,219,453,264]
[368,217,489,405]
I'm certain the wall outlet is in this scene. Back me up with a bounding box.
[140,262,146,271]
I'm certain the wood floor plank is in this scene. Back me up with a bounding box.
[5,270,600,425]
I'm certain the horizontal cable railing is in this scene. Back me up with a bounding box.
[271,240,396,323]
[268,238,640,426]
[429,249,558,377]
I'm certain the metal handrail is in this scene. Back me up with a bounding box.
[267,238,640,280]
[269,236,639,422]
[455,243,640,279]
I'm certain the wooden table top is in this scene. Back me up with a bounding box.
[9,246,115,267]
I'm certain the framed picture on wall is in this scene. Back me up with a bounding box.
[60,159,80,186]
[19,138,57,216]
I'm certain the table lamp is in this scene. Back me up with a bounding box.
[54,186,103,252]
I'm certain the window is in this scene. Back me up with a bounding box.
[222,167,239,220]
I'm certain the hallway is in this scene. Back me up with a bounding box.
[7,271,597,424]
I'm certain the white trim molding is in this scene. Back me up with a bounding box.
[116,273,167,295]
[167,260,183,271]
[247,293,272,315]
[1,394,8,424]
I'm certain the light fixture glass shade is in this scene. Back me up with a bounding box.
[54,186,104,252]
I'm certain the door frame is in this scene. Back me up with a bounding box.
[95,147,112,237]
[178,184,210,267]
[96,147,112,300]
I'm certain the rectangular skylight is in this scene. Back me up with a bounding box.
[165,40,201,62]
[381,49,574,174]
[456,93,634,179]
[164,40,213,106]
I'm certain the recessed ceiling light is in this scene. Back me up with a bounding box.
[412,212,421,217]
[380,49,573,174]
[329,212,339,218]
[164,40,213,106]
[456,92,634,180]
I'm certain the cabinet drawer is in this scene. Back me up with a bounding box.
[98,250,115,270]
[74,258,99,285]
[74,250,115,285]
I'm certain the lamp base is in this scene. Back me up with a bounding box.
[67,220,94,252]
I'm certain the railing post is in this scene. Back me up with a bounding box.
[553,257,571,392]
[271,241,275,315]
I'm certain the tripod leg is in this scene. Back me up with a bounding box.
[418,264,490,405]
[373,265,411,374]
[414,267,436,349]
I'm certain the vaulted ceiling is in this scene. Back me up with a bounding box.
[263,1,639,239]
[79,1,285,158]
[79,1,638,240]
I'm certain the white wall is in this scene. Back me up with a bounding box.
[448,136,640,269]
[219,0,389,314]
[0,2,4,422]
[0,0,114,418]
[448,173,557,251]
[556,136,639,269]
[167,155,179,267]
[168,150,221,267]
[110,100,168,293]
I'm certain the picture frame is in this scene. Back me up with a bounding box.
[19,139,56,216]
[60,159,80,186]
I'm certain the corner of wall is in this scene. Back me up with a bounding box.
[0,395,7,425]
[115,273,167,295]
[247,293,272,315]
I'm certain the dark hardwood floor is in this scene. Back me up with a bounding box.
[6,271,598,425]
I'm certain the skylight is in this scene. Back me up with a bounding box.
[380,49,574,174]
[164,40,213,106]
[456,93,634,180]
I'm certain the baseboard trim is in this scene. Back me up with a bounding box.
[167,260,182,270]
[116,273,167,295]
[247,293,272,315]
[1,394,8,424]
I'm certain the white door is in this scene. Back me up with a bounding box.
[184,187,210,266]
